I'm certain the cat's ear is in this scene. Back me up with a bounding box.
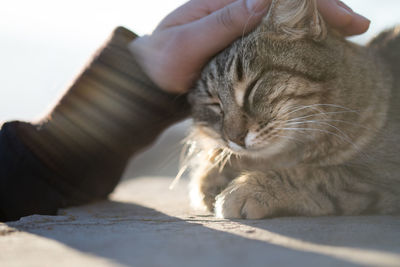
[262,0,327,41]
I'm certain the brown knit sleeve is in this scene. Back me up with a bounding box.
[15,27,190,200]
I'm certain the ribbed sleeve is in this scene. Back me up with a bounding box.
[0,27,189,221]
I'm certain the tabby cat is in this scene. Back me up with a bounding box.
[185,0,400,219]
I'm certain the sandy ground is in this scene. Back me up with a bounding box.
[1,177,400,267]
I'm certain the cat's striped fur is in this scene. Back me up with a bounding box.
[187,0,400,219]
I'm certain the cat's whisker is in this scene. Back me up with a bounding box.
[286,120,348,136]
[283,104,325,118]
[214,149,227,163]
[286,111,358,123]
[300,103,359,113]
[270,134,305,144]
[285,119,373,130]
[276,127,364,154]
[313,104,360,114]
[170,164,188,190]
[254,119,294,144]
[219,149,233,172]
[200,147,228,173]
[284,104,359,119]
[254,122,276,140]
[287,121,355,148]
[318,119,373,130]
[283,104,359,122]
[172,137,202,190]
[174,128,225,190]
[277,127,347,140]
[180,139,195,164]
[278,104,303,115]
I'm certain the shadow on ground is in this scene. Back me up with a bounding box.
[4,200,364,267]
[2,177,400,267]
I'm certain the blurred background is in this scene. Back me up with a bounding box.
[1,0,399,178]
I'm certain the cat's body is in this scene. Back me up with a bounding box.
[187,0,400,219]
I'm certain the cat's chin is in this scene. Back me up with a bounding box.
[227,144,271,159]
[225,140,291,161]
[227,140,269,154]
[227,141,246,152]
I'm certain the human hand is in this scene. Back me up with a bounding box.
[317,0,370,36]
[128,0,370,94]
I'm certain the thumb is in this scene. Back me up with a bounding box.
[184,0,271,61]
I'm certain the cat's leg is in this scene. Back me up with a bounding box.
[215,168,400,219]
[189,164,238,212]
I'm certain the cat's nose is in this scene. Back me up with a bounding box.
[223,111,248,148]
[225,130,248,148]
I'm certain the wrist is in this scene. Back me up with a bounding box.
[128,36,167,93]
[128,35,192,94]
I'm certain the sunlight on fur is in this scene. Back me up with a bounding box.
[179,0,400,219]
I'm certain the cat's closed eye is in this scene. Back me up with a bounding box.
[206,103,223,115]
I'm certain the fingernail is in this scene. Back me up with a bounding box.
[334,0,354,24]
[354,12,371,32]
[335,4,353,26]
[338,1,369,24]
[337,1,353,13]
[246,0,270,14]
[354,12,371,24]
[338,5,353,18]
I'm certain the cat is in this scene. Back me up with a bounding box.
[185,0,400,219]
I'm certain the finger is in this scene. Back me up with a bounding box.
[157,0,238,30]
[199,0,238,13]
[182,0,271,61]
[317,0,370,36]
[317,0,353,28]
[339,12,370,36]
[156,1,204,31]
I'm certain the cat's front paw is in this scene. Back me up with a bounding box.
[214,174,273,219]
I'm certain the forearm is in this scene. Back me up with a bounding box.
[0,27,189,221]
[19,27,189,171]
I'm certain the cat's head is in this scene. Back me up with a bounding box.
[189,0,376,165]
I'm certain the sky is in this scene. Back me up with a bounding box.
[0,0,399,122]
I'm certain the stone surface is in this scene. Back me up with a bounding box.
[1,177,400,267]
